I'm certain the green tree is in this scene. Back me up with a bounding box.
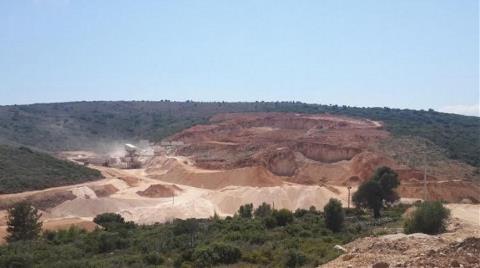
[324,198,344,232]
[353,166,400,218]
[273,209,294,226]
[238,203,253,218]
[371,166,400,203]
[404,201,450,234]
[254,202,272,218]
[6,202,42,242]
[352,180,384,218]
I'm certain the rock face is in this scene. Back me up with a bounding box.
[156,113,389,187]
[265,149,297,176]
[146,112,480,201]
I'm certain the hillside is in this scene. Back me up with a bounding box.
[0,101,478,167]
[0,145,103,194]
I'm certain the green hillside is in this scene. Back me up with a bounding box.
[0,145,103,194]
[0,101,478,167]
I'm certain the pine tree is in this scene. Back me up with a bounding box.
[6,202,42,242]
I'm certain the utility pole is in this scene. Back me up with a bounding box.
[347,186,352,209]
[172,191,175,206]
[423,153,427,201]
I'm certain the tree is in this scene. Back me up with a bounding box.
[353,166,400,218]
[254,202,272,218]
[273,209,294,226]
[238,203,253,218]
[352,180,384,218]
[324,198,344,232]
[6,202,42,242]
[371,166,400,203]
[404,201,450,234]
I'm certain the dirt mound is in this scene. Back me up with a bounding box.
[402,237,480,267]
[322,212,480,268]
[90,184,119,197]
[150,163,283,189]
[137,184,183,198]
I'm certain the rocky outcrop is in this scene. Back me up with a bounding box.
[264,149,297,176]
[296,142,361,163]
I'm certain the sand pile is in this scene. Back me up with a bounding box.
[151,163,283,189]
[207,184,348,215]
[90,184,119,197]
[137,184,183,198]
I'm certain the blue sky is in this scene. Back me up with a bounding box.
[0,0,478,115]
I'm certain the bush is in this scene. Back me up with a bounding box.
[273,209,294,226]
[93,213,125,226]
[404,201,450,234]
[263,216,277,229]
[324,198,344,232]
[143,252,164,265]
[285,250,307,267]
[193,243,241,267]
[294,208,308,218]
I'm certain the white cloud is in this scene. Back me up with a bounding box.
[439,104,480,117]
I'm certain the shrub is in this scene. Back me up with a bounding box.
[294,208,308,218]
[263,216,277,229]
[273,209,294,226]
[324,198,344,232]
[143,252,164,265]
[404,201,450,234]
[93,213,125,226]
[254,202,272,218]
[238,203,253,218]
[193,243,241,267]
[96,232,129,253]
[285,250,307,267]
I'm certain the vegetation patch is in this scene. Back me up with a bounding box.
[0,144,103,194]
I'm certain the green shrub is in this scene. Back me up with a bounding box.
[324,198,344,232]
[273,209,294,226]
[93,213,125,226]
[294,208,308,218]
[263,216,277,229]
[254,202,272,218]
[143,252,164,265]
[238,203,253,218]
[96,232,129,253]
[193,243,241,267]
[285,250,307,267]
[404,201,450,234]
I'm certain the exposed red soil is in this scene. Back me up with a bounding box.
[148,112,480,200]
[137,184,183,198]
[398,180,480,203]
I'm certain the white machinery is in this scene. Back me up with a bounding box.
[123,143,141,169]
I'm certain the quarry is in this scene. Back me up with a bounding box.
[0,112,478,266]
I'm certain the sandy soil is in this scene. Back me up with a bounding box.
[0,158,354,243]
